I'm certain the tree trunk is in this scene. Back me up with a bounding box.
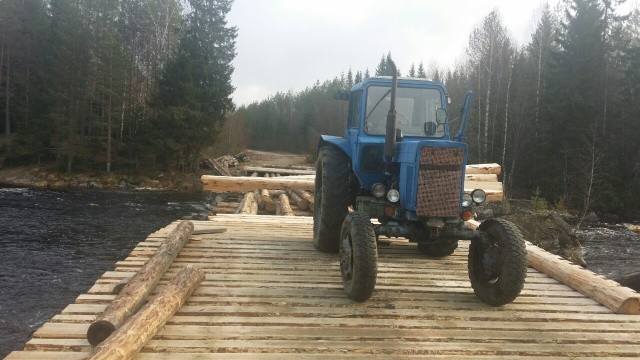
[4,48,10,135]
[86,221,194,346]
[107,46,113,173]
[87,265,204,359]
[501,54,514,195]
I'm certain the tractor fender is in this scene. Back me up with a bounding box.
[318,135,352,159]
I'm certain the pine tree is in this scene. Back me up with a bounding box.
[375,54,387,76]
[364,69,370,78]
[409,63,416,77]
[354,70,363,83]
[417,62,427,78]
[347,68,354,87]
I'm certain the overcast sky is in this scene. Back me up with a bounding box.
[227,0,562,106]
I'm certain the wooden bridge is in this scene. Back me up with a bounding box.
[7,214,640,359]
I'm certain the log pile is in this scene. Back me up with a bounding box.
[85,221,205,359]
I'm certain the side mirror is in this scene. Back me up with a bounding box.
[333,91,350,101]
[424,122,437,136]
[435,108,447,124]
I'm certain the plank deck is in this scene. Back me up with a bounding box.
[7,214,640,359]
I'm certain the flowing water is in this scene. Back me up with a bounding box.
[0,187,209,357]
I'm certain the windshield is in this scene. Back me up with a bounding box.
[364,86,445,137]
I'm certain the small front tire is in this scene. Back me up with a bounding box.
[468,219,527,306]
[340,211,378,302]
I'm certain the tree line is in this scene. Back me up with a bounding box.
[232,0,640,214]
[0,0,236,173]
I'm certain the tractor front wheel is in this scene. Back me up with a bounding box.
[468,219,527,306]
[339,211,377,302]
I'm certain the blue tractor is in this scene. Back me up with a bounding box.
[313,61,527,305]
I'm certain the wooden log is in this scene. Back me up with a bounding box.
[287,189,309,210]
[278,193,294,216]
[86,221,194,346]
[86,265,205,359]
[244,166,315,176]
[466,219,640,314]
[201,175,315,192]
[465,163,501,175]
[292,189,315,205]
[238,192,257,215]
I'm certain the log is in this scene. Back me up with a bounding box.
[466,219,640,314]
[238,192,257,215]
[260,173,276,213]
[292,189,315,205]
[465,163,501,175]
[278,193,294,216]
[244,166,315,176]
[203,158,231,176]
[87,265,205,359]
[201,175,315,192]
[87,221,194,346]
[287,189,309,210]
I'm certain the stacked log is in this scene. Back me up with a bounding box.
[87,266,205,359]
[87,221,193,346]
[287,189,309,210]
[277,193,294,216]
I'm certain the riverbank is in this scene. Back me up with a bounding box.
[0,165,202,192]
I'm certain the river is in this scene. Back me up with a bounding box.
[0,187,209,357]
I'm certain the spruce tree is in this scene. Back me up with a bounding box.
[151,0,237,170]
[417,62,427,78]
[409,63,416,77]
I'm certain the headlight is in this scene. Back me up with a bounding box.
[372,183,386,198]
[462,193,472,207]
[471,189,486,204]
[387,189,400,203]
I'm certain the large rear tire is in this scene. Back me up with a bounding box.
[313,146,351,253]
[468,219,527,306]
[340,211,377,302]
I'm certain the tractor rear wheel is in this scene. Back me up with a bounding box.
[313,146,351,253]
[340,211,377,302]
[468,219,527,306]
[418,239,458,257]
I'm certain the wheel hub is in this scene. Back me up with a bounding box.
[340,235,353,282]
[479,245,501,282]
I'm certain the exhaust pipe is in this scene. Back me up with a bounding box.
[384,60,398,164]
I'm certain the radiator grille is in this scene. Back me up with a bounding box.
[416,147,464,217]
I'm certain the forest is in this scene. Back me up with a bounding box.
[0,0,236,172]
[1,0,640,214]
[228,0,640,214]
